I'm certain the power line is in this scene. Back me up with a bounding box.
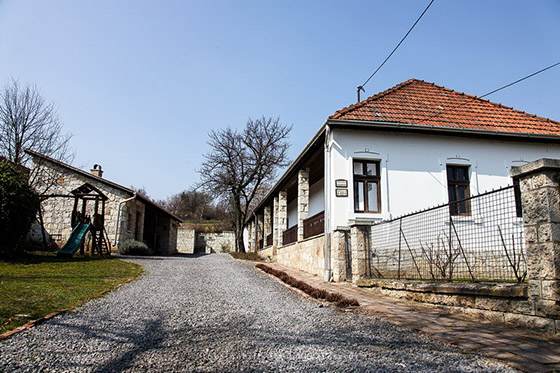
[358,0,435,101]
[417,61,560,125]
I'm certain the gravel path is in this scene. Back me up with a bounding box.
[0,254,515,372]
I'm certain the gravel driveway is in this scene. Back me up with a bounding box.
[0,254,514,372]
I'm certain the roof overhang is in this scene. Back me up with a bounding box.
[249,124,327,216]
[326,118,560,143]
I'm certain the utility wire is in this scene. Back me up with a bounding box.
[417,60,560,125]
[358,0,435,99]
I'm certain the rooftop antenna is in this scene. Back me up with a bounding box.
[357,86,365,102]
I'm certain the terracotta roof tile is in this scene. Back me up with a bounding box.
[329,79,560,136]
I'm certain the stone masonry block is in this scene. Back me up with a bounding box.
[537,222,560,243]
[542,280,560,301]
[527,243,560,279]
[523,225,538,244]
[521,188,560,224]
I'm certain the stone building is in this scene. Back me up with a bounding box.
[26,149,181,255]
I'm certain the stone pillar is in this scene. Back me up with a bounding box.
[278,190,288,246]
[331,227,350,282]
[297,168,310,241]
[273,196,280,248]
[350,223,373,284]
[264,205,271,247]
[511,159,560,316]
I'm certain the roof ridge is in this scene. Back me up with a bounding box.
[25,149,182,222]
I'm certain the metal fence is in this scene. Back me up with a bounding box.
[368,185,526,282]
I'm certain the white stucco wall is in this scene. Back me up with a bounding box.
[287,199,297,228]
[309,178,325,217]
[327,128,560,230]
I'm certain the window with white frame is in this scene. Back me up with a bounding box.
[353,160,381,213]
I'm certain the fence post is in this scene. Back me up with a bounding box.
[511,159,560,322]
[350,222,373,284]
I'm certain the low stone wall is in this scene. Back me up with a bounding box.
[177,228,235,254]
[357,279,559,334]
[276,235,325,277]
[199,231,235,253]
[257,246,275,259]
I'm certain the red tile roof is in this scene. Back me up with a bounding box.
[330,79,560,136]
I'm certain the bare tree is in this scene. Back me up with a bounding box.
[199,117,291,252]
[161,189,214,221]
[0,78,71,166]
[0,78,72,193]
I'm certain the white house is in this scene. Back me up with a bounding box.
[246,78,560,281]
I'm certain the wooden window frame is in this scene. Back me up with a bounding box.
[353,159,381,213]
[447,165,471,216]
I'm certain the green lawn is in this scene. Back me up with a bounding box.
[0,252,142,335]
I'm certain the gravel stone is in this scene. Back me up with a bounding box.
[0,254,516,372]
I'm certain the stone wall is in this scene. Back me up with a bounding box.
[359,280,560,333]
[177,228,196,254]
[177,228,235,254]
[199,231,235,253]
[276,235,325,277]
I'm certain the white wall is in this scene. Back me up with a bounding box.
[309,178,325,217]
[328,128,560,230]
[287,199,297,228]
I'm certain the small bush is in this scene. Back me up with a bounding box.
[118,239,153,256]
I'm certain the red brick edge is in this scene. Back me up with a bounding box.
[0,275,139,341]
[255,263,359,308]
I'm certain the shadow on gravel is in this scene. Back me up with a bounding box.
[92,318,165,373]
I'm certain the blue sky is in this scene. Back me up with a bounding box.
[0,0,559,201]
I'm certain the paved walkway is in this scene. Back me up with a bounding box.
[262,262,560,373]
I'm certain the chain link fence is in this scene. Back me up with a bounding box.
[368,185,526,282]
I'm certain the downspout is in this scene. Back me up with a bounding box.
[323,125,332,281]
[114,193,137,247]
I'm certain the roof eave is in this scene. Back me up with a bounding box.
[249,123,327,218]
[326,119,560,142]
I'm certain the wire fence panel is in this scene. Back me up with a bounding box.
[369,186,526,282]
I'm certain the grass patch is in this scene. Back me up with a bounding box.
[228,252,263,262]
[0,251,142,335]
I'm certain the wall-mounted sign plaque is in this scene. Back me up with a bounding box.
[336,189,348,197]
[335,179,348,188]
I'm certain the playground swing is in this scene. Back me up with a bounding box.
[56,183,112,257]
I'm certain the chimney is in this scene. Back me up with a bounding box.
[91,164,103,178]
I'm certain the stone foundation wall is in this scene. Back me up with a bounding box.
[276,235,325,277]
[257,246,275,259]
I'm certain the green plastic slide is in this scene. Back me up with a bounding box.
[57,222,91,257]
